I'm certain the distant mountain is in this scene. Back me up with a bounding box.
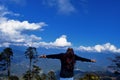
[0,46,117,77]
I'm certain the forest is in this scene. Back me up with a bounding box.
[0,47,120,80]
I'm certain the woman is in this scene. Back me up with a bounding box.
[39,48,96,80]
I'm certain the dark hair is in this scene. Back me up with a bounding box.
[63,48,76,70]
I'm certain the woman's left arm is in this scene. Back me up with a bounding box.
[75,55,96,62]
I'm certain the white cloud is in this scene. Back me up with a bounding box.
[0,18,47,47]
[44,0,76,14]
[0,5,70,48]
[77,43,120,53]
[0,5,71,48]
[51,35,72,47]
[0,5,9,17]
[57,0,75,14]
[0,5,20,17]
[23,35,72,48]
[0,19,46,34]
[0,42,10,47]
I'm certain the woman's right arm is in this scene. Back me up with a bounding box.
[39,53,63,59]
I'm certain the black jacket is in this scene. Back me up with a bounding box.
[46,53,91,78]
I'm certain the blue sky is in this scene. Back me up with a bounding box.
[0,0,120,53]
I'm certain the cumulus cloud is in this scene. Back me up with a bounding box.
[51,35,72,47]
[44,0,76,14]
[23,35,72,48]
[77,43,120,53]
[0,19,46,34]
[0,5,72,48]
[0,17,47,47]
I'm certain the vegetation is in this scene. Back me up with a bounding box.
[108,54,120,74]
[47,70,57,80]
[79,73,100,80]
[23,67,57,80]
[23,65,41,80]
[9,75,19,80]
[24,47,38,80]
[0,47,13,79]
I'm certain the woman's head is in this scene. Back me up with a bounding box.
[66,48,74,57]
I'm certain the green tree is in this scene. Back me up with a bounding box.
[40,73,47,80]
[47,70,57,80]
[32,65,42,80]
[0,52,6,70]
[0,52,1,56]
[79,73,100,80]
[23,70,31,80]
[0,52,7,79]
[9,75,19,80]
[24,47,38,80]
[0,48,13,79]
[23,65,42,80]
[108,55,120,74]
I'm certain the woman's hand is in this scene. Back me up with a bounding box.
[39,55,46,58]
[91,59,96,62]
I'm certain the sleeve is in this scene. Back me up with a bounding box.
[75,55,91,62]
[46,53,63,59]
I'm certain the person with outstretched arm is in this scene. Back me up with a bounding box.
[39,48,96,80]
